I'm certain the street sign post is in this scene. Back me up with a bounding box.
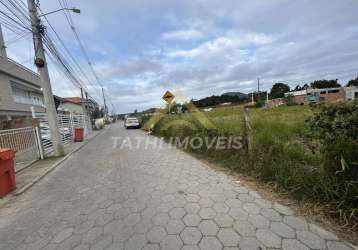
[162,91,175,103]
[162,91,175,114]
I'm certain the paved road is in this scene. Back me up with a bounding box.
[0,123,355,250]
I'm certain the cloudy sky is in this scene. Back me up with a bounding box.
[3,0,358,113]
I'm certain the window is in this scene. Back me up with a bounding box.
[328,89,339,93]
[12,86,44,106]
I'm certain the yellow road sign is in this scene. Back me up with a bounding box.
[162,90,175,103]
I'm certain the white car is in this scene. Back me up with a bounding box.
[124,117,140,129]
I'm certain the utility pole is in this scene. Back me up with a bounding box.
[80,88,86,116]
[27,0,64,156]
[0,24,7,58]
[85,91,89,116]
[102,87,107,117]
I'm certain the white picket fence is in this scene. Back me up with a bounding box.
[0,112,93,163]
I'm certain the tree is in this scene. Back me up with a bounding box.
[347,76,358,87]
[310,79,341,89]
[192,94,247,108]
[270,83,290,99]
[302,83,310,89]
[91,107,104,120]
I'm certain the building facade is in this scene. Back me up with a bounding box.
[285,86,357,105]
[267,98,286,108]
[58,97,84,114]
[345,86,358,101]
[0,25,45,129]
[58,97,99,116]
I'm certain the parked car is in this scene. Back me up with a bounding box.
[124,117,140,129]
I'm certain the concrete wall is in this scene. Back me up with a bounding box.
[267,98,286,108]
[319,89,345,103]
[292,95,305,104]
[289,87,352,105]
[345,87,358,101]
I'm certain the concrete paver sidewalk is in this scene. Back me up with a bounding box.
[13,128,103,195]
[0,123,356,250]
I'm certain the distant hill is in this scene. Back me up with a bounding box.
[222,92,248,99]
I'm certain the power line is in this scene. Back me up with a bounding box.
[30,3,101,104]
[34,2,104,105]
[57,0,115,113]
[0,0,31,30]
[4,30,30,45]
[0,0,114,112]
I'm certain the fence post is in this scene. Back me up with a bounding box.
[31,106,44,160]
[70,113,74,138]
[244,108,253,153]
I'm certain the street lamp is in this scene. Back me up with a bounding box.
[38,7,81,17]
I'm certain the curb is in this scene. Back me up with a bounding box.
[14,128,107,196]
[15,159,39,174]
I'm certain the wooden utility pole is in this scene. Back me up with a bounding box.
[27,0,64,156]
[244,108,253,153]
[257,78,261,103]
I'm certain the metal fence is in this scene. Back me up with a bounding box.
[34,112,92,157]
[0,127,39,164]
[0,112,93,163]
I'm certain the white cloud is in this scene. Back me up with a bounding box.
[162,29,204,41]
[167,33,274,58]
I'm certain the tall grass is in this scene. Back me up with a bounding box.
[143,105,357,221]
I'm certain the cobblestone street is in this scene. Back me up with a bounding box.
[0,123,356,250]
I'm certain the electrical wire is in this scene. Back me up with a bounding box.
[0,0,114,112]
[58,0,115,113]
[4,30,30,45]
[34,3,103,104]
[27,2,101,104]
[0,0,30,30]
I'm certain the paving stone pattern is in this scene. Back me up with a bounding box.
[0,123,356,250]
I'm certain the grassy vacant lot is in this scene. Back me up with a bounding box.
[142,104,357,227]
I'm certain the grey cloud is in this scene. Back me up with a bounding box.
[3,0,358,113]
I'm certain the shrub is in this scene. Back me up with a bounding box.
[308,101,358,175]
[307,101,358,214]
